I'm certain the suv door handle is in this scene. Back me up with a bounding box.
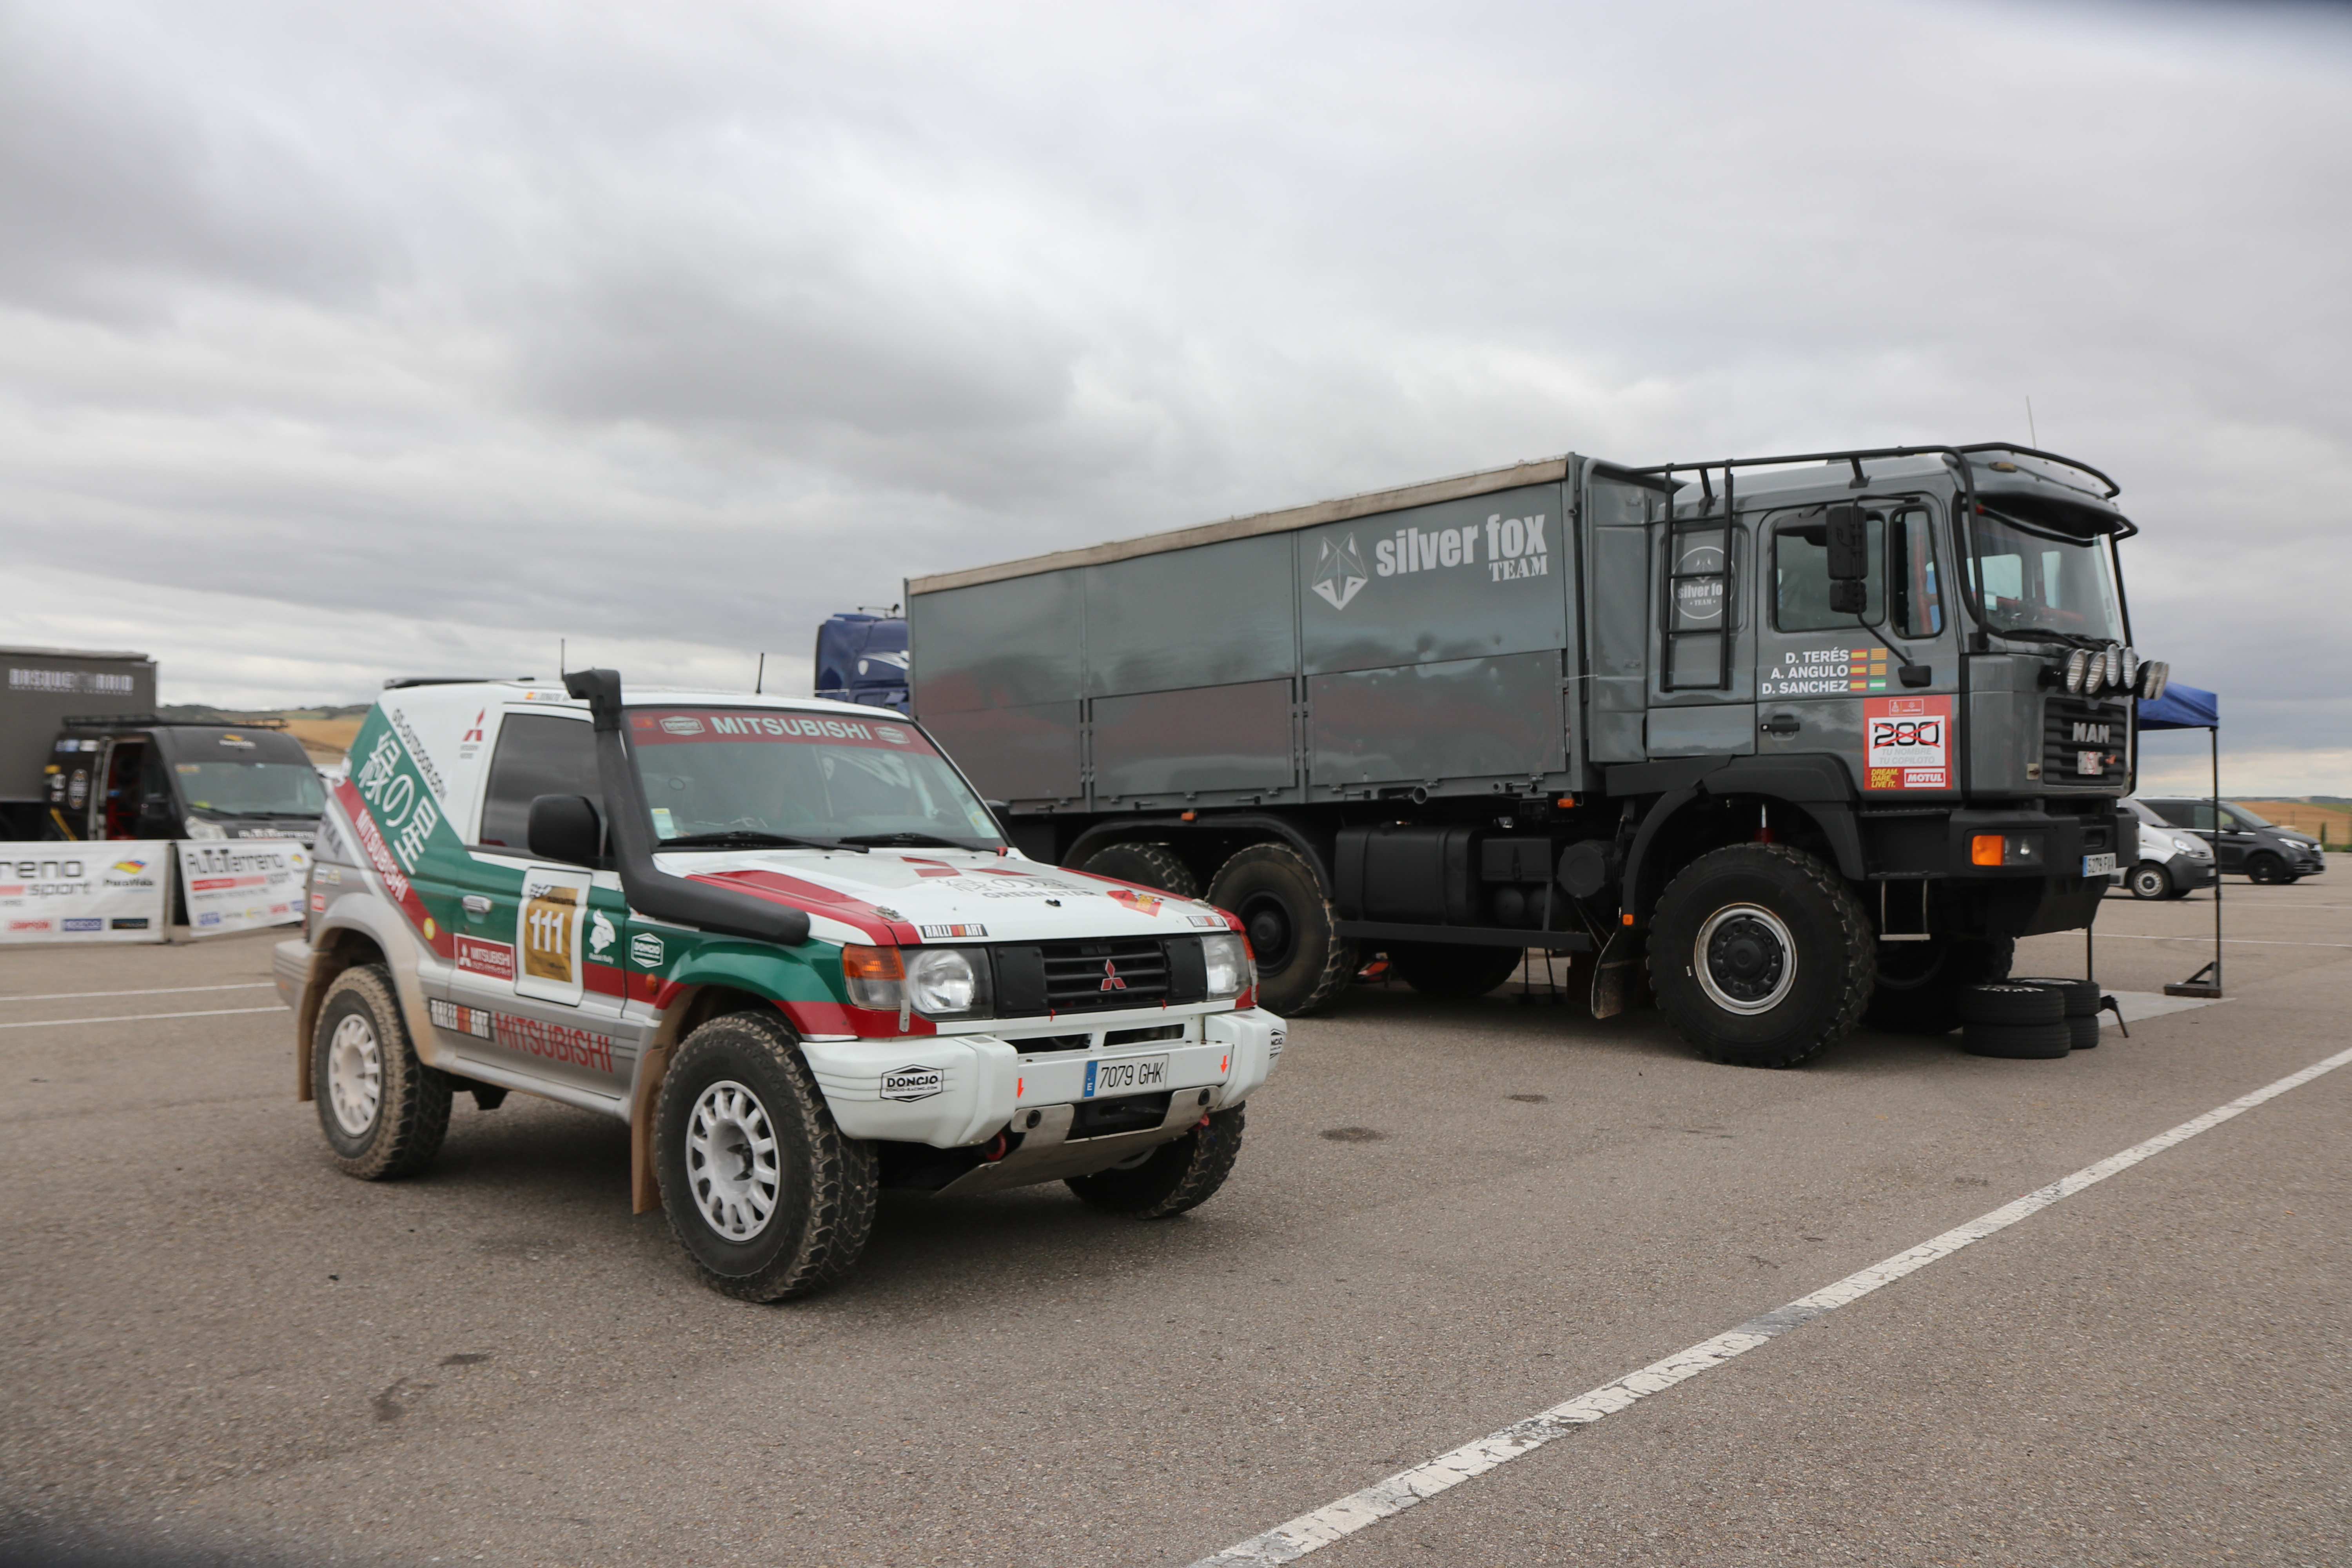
[461,895,493,916]
[1760,714,1801,736]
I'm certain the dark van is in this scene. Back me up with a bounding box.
[45,717,323,846]
[2140,797,2327,885]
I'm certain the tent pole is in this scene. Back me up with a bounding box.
[2210,722,2222,993]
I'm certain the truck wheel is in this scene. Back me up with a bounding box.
[2126,862,2172,900]
[1081,842,1200,898]
[312,964,451,1180]
[1388,942,1525,998]
[1864,936,2013,1035]
[655,1009,878,1302]
[2245,853,2286,885]
[1207,843,1353,1016]
[1648,844,1873,1069]
[1066,1106,1244,1218]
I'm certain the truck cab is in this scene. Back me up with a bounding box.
[45,717,322,846]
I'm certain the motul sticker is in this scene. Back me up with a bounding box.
[1865,695,1954,790]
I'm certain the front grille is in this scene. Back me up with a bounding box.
[2042,697,2129,786]
[1042,937,1170,1012]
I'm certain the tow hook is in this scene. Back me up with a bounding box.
[982,1129,1013,1162]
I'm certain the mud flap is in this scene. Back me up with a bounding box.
[1590,928,1645,1019]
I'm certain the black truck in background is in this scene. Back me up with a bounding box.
[904,445,2163,1068]
[0,646,156,839]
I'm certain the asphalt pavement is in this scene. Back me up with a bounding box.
[1,884,2345,1568]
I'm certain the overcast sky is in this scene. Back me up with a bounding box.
[4,0,2347,792]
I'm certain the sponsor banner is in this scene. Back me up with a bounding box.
[179,841,310,936]
[1864,695,1956,791]
[627,708,939,755]
[0,842,170,944]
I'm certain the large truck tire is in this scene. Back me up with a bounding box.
[1066,1106,1244,1218]
[655,1009,878,1303]
[1962,1021,2073,1059]
[1955,982,2066,1027]
[1649,844,1873,1069]
[1864,935,2014,1035]
[1080,842,1200,898]
[1207,843,1353,1017]
[1388,942,1525,998]
[2012,976,2102,1050]
[2126,862,2172,900]
[312,964,452,1180]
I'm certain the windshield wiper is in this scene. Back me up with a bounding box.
[653,831,867,854]
[835,831,980,849]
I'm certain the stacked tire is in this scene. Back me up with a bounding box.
[1954,982,2072,1059]
[2013,976,2103,1051]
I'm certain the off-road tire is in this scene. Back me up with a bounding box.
[1207,843,1353,1017]
[312,964,451,1180]
[2067,1015,2102,1051]
[1065,1106,1244,1218]
[2012,976,2100,1018]
[2126,862,2173,900]
[1864,936,2014,1035]
[1648,844,1873,1069]
[1956,982,2066,1028]
[2245,853,2287,885]
[1962,1021,2073,1060]
[1081,842,1201,898]
[1387,942,1526,998]
[655,1009,878,1302]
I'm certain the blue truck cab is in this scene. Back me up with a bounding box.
[813,612,910,714]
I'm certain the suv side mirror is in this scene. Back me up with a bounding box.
[1825,505,1869,581]
[527,794,604,865]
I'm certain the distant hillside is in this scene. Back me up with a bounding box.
[2237,799,2351,847]
[156,704,370,761]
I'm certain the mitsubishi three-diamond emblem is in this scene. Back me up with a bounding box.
[1311,534,1368,611]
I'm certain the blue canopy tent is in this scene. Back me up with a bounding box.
[2137,681,2224,997]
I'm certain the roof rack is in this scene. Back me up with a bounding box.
[382,677,540,689]
[60,714,290,730]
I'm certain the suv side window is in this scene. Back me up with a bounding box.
[478,714,600,848]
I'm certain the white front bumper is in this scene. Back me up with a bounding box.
[799,1006,1284,1149]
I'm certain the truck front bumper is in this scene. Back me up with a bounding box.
[799,1006,1283,1149]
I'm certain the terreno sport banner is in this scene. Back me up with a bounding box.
[0,842,170,944]
[178,840,310,936]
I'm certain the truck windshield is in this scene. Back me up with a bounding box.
[627,708,1005,851]
[1968,512,2125,642]
[176,761,326,817]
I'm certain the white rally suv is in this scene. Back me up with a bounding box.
[274,671,1283,1300]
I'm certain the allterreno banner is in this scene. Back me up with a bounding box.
[178,840,310,936]
[0,841,171,944]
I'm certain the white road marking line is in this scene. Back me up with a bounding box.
[0,982,278,1003]
[1195,1042,2352,1566]
[0,1007,285,1031]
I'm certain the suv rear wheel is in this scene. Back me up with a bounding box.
[1649,844,1873,1069]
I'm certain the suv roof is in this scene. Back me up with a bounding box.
[384,680,893,721]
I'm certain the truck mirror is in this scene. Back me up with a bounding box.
[1828,581,1867,614]
[1825,505,1868,581]
[527,793,604,865]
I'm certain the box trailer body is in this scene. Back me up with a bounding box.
[0,647,157,837]
[907,446,2154,1065]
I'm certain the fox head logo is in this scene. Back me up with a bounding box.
[1311,534,1368,611]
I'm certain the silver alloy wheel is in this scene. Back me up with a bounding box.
[2129,864,2170,899]
[326,1013,383,1136]
[686,1079,782,1241]
[1693,902,1798,1015]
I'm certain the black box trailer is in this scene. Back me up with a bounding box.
[907,446,2158,1066]
[0,647,156,838]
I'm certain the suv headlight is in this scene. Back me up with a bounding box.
[184,817,227,840]
[904,947,991,1019]
[1202,932,1254,1000]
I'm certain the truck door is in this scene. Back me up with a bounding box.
[440,710,640,1101]
[1645,496,1755,757]
[1755,500,1958,794]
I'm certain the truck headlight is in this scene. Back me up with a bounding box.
[184,817,227,840]
[2139,661,2170,702]
[2117,647,2140,689]
[2063,649,2091,694]
[1201,932,1254,1000]
[904,947,991,1019]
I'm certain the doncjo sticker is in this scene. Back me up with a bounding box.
[1864,695,1955,790]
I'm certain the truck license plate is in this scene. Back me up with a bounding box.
[2076,749,2103,776]
[1083,1054,1169,1098]
[2082,853,2116,877]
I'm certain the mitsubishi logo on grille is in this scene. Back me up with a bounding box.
[1099,959,1128,992]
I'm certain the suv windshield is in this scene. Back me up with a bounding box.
[1968,511,2125,642]
[176,761,326,817]
[628,708,1004,851]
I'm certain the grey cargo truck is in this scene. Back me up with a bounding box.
[906,445,2163,1067]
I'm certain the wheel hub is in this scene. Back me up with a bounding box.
[1694,903,1797,1015]
[686,1080,781,1241]
[1241,896,1294,971]
[326,1013,382,1136]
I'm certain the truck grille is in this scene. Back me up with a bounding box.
[2042,697,2129,786]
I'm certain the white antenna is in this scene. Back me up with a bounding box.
[559,637,566,674]
[2025,397,2039,448]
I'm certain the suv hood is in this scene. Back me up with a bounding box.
[650,846,1226,946]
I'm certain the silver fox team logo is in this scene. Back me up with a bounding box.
[1311,534,1369,611]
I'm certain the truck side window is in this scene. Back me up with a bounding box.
[1773,515,1882,632]
[479,715,601,848]
[1887,508,1944,637]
